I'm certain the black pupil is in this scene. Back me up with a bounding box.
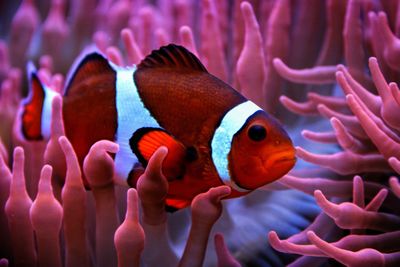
[248,125,267,141]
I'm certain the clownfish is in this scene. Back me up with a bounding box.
[21,44,295,210]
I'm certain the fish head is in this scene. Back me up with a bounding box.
[228,111,295,190]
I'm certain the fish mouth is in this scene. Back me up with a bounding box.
[230,149,296,191]
[265,150,296,167]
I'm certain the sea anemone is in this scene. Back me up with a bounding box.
[0,0,400,266]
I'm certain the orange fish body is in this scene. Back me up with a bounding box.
[21,44,295,210]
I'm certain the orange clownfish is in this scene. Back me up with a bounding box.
[21,44,296,210]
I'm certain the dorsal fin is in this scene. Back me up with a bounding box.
[64,51,116,96]
[137,44,208,73]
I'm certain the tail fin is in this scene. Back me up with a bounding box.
[21,63,59,140]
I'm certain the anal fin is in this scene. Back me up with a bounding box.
[165,198,191,211]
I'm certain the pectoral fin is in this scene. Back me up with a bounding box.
[129,127,187,180]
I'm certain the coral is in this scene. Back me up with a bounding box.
[0,0,400,266]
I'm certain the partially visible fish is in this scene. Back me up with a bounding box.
[21,44,296,210]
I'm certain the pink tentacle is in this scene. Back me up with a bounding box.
[137,6,156,56]
[376,12,400,72]
[263,0,290,112]
[178,186,231,267]
[315,0,346,65]
[41,0,70,70]
[287,213,337,244]
[315,190,400,231]
[138,147,178,266]
[137,146,169,225]
[59,136,91,267]
[236,1,266,105]
[0,146,11,259]
[301,130,337,143]
[30,165,63,267]
[200,0,228,82]
[121,28,144,65]
[273,58,337,84]
[106,46,124,66]
[365,188,388,212]
[369,57,400,130]
[307,92,348,113]
[369,11,394,83]
[105,0,131,44]
[389,82,400,105]
[268,231,324,257]
[330,117,373,153]
[336,67,381,116]
[93,30,111,54]
[346,94,400,159]
[214,233,241,267]
[307,231,385,267]
[389,177,400,197]
[0,41,10,81]
[279,96,318,116]
[44,95,66,189]
[5,147,36,266]
[179,26,199,57]
[280,174,385,200]
[84,140,120,267]
[353,176,365,208]
[155,28,169,48]
[114,189,144,267]
[317,104,368,140]
[296,146,390,175]
[313,190,341,219]
[9,0,40,68]
[343,0,371,88]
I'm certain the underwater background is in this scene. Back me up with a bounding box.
[0,0,400,266]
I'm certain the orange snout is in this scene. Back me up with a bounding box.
[230,145,296,190]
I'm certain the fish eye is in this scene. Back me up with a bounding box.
[247,124,267,141]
